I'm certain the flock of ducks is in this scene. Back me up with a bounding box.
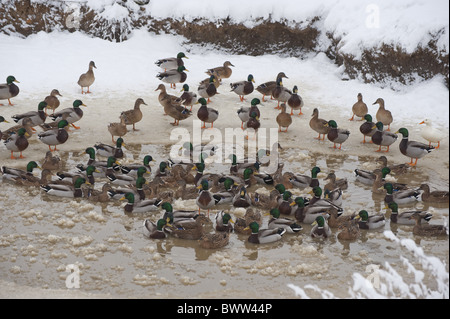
[0,54,448,248]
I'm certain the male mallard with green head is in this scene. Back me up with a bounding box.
[197,97,219,129]
[396,127,434,166]
[245,221,286,244]
[38,120,69,152]
[0,75,19,106]
[50,99,86,130]
[157,65,188,89]
[326,120,350,150]
[371,122,398,152]
[155,52,188,71]
[230,74,255,102]
[4,127,29,159]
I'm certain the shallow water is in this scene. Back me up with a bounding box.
[0,143,448,299]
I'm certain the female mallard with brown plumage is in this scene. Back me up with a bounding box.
[165,215,211,240]
[372,98,393,131]
[276,103,293,132]
[256,72,288,102]
[205,61,234,82]
[107,117,127,143]
[77,61,96,94]
[119,98,147,131]
[350,93,368,121]
[199,232,230,249]
[410,213,448,237]
[376,155,409,175]
[44,89,62,115]
[309,108,329,140]
[419,184,449,203]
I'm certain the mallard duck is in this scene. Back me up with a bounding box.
[12,101,47,129]
[119,155,154,177]
[371,168,407,194]
[82,150,119,177]
[206,61,234,81]
[56,165,98,186]
[359,114,376,143]
[256,72,288,102]
[272,78,292,109]
[228,153,260,176]
[232,186,252,208]
[245,221,286,244]
[383,183,419,205]
[156,65,188,89]
[213,178,237,205]
[230,74,255,102]
[38,120,69,152]
[199,73,221,89]
[197,97,219,129]
[287,85,304,116]
[309,108,329,140]
[233,208,262,235]
[410,213,448,237]
[164,215,210,240]
[107,117,127,143]
[44,89,62,115]
[2,117,33,141]
[215,210,234,232]
[250,189,280,210]
[324,187,343,207]
[276,103,293,132]
[198,75,219,103]
[326,120,350,149]
[326,209,351,228]
[268,208,302,233]
[355,210,385,230]
[84,183,113,203]
[78,61,96,94]
[121,192,162,214]
[119,98,147,131]
[155,52,188,71]
[142,219,168,239]
[161,202,198,226]
[1,160,40,181]
[41,151,61,171]
[310,215,332,238]
[196,179,215,215]
[387,202,432,225]
[419,184,449,203]
[107,166,147,187]
[337,219,360,240]
[40,177,88,198]
[308,186,343,212]
[287,166,321,189]
[245,111,260,139]
[324,172,348,192]
[199,232,230,249]
[50,99,86,130]
[350,93,368,121]
[94,137,125,159]
[372,98,393,131]
[396,127,434,166]
[371,122,398,152]
[354,166,390,185]
[154,161,171,178]
[164,97,192,126]
[4,128,29,159]
[156,83,183,108]
[419,119,445,149]
[179,84,197,111]
[376,155,409,175]
[0,75,19,106]
[237,98,261,130]
[277,190,294,215]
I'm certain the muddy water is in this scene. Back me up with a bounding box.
[0,142,448,299]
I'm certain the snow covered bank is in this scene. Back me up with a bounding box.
[0,0,448,88]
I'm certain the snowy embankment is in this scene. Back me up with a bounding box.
[0,0,448,88]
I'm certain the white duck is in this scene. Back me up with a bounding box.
[419,119,445,149]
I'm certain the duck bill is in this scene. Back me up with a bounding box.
[419,121,425,125]
[289,202,296,206]
[14,80,20,83]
